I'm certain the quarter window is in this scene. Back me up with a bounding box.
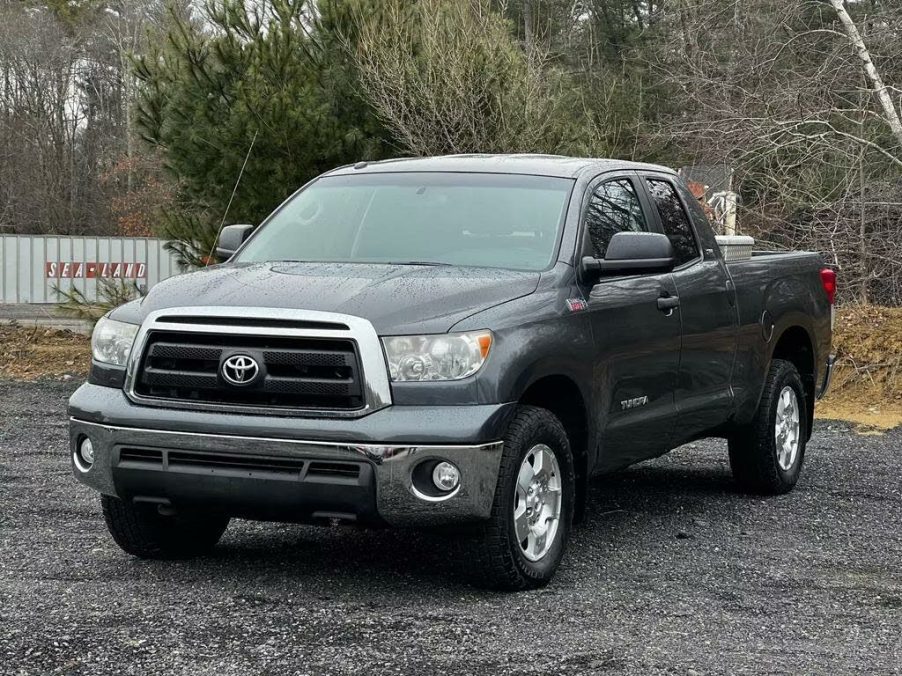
[675,181,715,235]
[646,179,700,266]
[584,179,648,258]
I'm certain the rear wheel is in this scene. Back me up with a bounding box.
[102,495,230,559]
[728,359,808,494]
[454,406,575,591]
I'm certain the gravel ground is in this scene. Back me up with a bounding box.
[1,380,900,676]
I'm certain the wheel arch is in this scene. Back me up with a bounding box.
[517,373,591,522]
[770,325,816,439]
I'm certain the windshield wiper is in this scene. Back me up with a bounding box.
[270,259,453,266]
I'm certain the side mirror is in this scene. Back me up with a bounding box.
[582,232,675,278]
[215,224,255,260]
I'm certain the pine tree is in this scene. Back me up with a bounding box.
[133,0,389,265]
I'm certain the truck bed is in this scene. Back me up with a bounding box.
[726,250,832,423]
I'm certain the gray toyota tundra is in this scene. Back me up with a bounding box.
[69,155,835,590]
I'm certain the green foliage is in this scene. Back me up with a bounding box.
[133,0,389,265]
[157,206,221,269]
[40,0,102,30]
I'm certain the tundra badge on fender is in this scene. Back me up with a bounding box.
[621,395,649,410]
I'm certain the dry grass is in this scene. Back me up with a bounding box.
[817,304,902,430]
[0,323,90,381]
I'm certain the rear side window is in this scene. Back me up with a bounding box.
[584,179,648,258]
[646,179,700,266]
[675,180,715,235]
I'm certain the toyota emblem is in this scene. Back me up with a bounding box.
[221,354,260,386]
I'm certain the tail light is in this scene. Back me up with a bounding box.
[820,268,837,305]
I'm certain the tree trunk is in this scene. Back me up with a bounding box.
[829,0,902,149]
[859,148,869,304]
[122,48,134,195]
[523,0,534,56]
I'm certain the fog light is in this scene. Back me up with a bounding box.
[80,438,95,464]
[74,437,94,471]
[432,461,460,492]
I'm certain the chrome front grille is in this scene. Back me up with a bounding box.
[123,307,393,418]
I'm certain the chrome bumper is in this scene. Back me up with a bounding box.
[69,418,503,527]
[817,355,836,400]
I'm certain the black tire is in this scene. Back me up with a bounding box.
[101,495,229,559]
[453,405,576,591]
[728,359,808,494]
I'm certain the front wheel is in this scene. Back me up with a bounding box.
[102,495,230,559]
[728,359,808,494]
[454,406,575,591]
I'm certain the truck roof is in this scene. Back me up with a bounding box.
[326,154,676,179]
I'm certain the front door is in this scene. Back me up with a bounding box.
[579,174,682,471]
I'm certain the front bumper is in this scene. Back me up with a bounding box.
[68,385,512,527]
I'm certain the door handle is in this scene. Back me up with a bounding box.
[657,296,680,313]
[725,279,736,307]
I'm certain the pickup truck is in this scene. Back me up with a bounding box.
[68,155,835,590]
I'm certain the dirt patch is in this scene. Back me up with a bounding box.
[0,323,90,381]
[816,305,902,430]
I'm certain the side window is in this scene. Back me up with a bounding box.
[584,179,648,258]
[646,179,700,266]
[675,180,715,235]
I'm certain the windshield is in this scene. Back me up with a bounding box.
[234,172,574,271]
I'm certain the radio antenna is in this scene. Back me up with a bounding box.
[207,129,259,264]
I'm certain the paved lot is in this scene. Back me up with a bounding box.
[1,380,900,675]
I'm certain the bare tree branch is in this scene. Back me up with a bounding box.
[829,0,902,148]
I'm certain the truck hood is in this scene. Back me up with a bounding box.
[133,262,540,334]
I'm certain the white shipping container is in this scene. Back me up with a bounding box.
[0,235,182,304]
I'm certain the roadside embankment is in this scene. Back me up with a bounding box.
[818,305,902,429]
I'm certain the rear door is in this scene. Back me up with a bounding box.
[638,172,739,444]
[578,173,682,470]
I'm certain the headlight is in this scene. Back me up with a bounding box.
[382,331,493,382]
[92,317,139,366]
